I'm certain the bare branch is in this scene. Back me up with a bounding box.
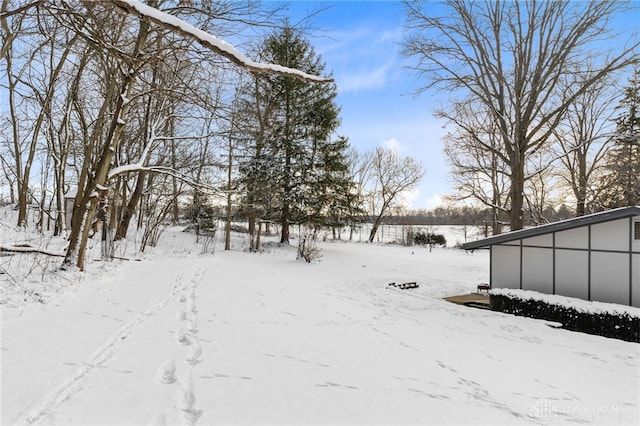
[110,0,333,84]
[0,244,67,257]
[403,0,638,229]
[0,0,44,19]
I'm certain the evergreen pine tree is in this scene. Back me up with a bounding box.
[237,26,344,244]
[309,136,365,237]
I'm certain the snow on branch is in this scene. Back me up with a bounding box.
[111,0,333,84]
[106,120,218,193]
[108,125,158,180]
[1,244,67,258]
[109,162,218,194]
[109,151,151,180]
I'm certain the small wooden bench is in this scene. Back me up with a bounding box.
[476,283,491,294]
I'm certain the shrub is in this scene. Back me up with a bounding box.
[296,231,322,263]
[414,231,446,246]
[490,292,639,342]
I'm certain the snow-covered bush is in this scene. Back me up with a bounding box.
[490,289,640,342]
[413,231,446,247]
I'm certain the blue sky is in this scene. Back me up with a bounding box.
[279,0,450,210]
[275,0,639,211]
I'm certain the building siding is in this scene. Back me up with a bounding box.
[591,252,630,305]
[555,226,588,249]
[591,219,629,252]
[522,234,553,248]
[633,254,640,307]
[522,247,553,293]
[465,208,640,308]
[489,219,638,307]
[491,245,520,289]
[555,249,589,300]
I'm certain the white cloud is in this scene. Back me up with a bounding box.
[402,188,421,208]
[379,28,403,43]
[381,137,401,152]
[422,193,444,210]
[337,61,394,93]
[320,22,403,94]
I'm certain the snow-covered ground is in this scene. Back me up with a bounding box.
[1,218,639,425]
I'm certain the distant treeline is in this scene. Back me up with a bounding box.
[381,205,576,227]
[213,204,577,229]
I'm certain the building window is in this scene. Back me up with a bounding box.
[635,222,640,240]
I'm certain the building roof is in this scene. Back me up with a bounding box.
[462,206,640,250]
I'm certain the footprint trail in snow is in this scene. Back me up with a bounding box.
[153,268,206,426]
[16,271,186,425]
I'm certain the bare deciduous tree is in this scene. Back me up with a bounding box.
[364,147,424,243]
[403,0,639,230]
[441,101,510,235]
[56,2,329,270]
[523,146,562,226]
[553,75,618,216]
[1,0,347,271]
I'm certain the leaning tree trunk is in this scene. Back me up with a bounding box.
[368,215,383,243]
[115,170,146,240]
[63,20,150,271]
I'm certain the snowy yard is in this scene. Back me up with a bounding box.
[1,225,639,425]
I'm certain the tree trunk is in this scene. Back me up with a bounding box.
[62,55,118,269]
[509,157,525,231]
[368,215,384,243]
[109,177,120,231]
[224,136,233,251]
[576,158,588,217]
[280,219,290,244]
[115,170,146,240]
[64,99,126,266]
[19,36,77,227]
[256,220,262,252]
[75,196,99,269]
[280,151,291,244]
[3,15,24,226]
[54,171,64,236]
[225,189,232,251]
[248,210,256,252]
[171,137,179,224]
[63,18,150,271]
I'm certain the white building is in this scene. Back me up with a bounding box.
[462,206,640,307]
